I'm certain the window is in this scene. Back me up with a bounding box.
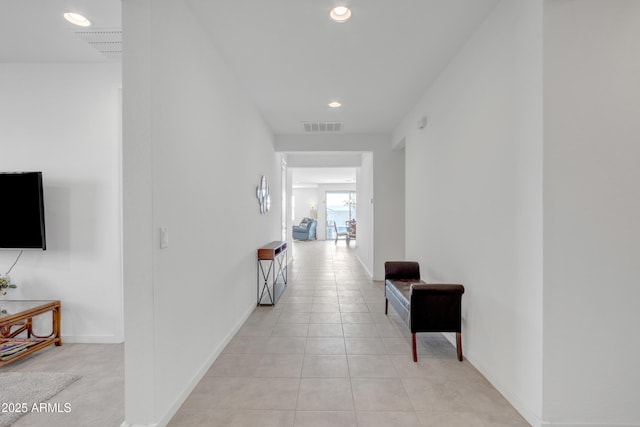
[326,191,356,239]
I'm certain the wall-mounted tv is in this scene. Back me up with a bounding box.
[0,172,47,250]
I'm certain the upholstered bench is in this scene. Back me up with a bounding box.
[384,261,465,362]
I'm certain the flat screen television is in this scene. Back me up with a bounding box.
[0,172,47,250]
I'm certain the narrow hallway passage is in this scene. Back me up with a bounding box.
[169,241,528,426]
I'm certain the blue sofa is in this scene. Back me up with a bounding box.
[292,218,317,240]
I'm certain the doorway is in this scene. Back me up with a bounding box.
[326,191,356,240]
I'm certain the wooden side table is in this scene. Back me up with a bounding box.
[257,241,287,306]
[0,300,61,367]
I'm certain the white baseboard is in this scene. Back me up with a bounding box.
[540,421,640,427]
[62,335,124,344]
[355,254,373,279]
[150,302,256,427]
[441,332,541,427]
[120,422,157,427]
[540,422,640,427]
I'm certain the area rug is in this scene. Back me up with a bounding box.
[0,372,81,427]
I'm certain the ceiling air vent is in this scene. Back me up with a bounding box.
[74,29,122,60]
[301,121,343,133]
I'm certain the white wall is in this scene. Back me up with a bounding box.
[356,153,374,276]
[543,1,640,425]
[0,63,123,343]
[285,167,294,263]
[292,187,318,226]
[393,0,543,424]
[276,134,404,279]
[123,0,281,425]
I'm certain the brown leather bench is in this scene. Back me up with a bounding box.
[384,261,465,362]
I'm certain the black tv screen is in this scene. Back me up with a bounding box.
[0,172,47,250]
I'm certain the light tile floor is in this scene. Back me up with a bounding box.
[2,342,124,427]
[168,240,530,427]
[1,241,529,426]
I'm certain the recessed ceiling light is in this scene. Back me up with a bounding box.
[64,12,91,27]
[328,101,342,108]
[330,6,352,22]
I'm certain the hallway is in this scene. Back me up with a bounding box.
[168,241,528,426]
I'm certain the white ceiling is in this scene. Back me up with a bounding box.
[189,0,500,134]
[0,0,499,134]
[0,1,121,62]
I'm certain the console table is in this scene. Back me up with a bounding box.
[0,300,62,367]
[257,241,287,306]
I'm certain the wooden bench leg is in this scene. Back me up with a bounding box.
[412,333,417,362]
[456,332,463,361]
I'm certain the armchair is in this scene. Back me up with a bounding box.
[292,218,317,240]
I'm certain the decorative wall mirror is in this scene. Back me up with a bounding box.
[256,175,271,214]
